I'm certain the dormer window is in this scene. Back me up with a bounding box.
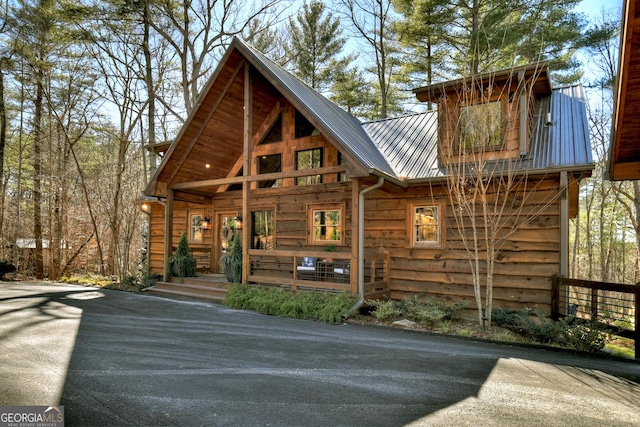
[458,100,503,151]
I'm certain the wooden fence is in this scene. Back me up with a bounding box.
[552,275,639,360]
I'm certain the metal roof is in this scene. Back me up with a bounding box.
[529,85,593,172]
[362,112,443,180]
[362,85,593,182]
[234,38,396,177]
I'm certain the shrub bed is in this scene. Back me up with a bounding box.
[224,284,356,323]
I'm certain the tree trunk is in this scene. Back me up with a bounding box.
[33,66,45,279]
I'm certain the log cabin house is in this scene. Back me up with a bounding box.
[143,37,593,314]
[609,0,640,181]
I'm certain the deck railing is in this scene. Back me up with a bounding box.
[552,275,639,359]
[247,249,389,295]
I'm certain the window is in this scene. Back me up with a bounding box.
[459,100,502,151]
[295,109,318,138]
[410,204,440,246]
[189,211,204,243]
[258,154,282,188]
[252,210,274,250]
[296,148,322,185]
[309,205,343,245]
[260,113,282,144]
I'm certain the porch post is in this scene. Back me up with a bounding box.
[350,179,360,295]
[242,62,252,283]
[163,188,174,281]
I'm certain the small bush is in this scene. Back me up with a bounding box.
[563,318,608,353]
[0,260,16,280]
[224,284,355,323]
[141,273,163,289]
[492,307,611,353]
[491,308,524,329]
[366,299,402,322]
[170,232,197,279]
[518,308,565,343]
[367,295,466,326]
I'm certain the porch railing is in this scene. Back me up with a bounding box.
[552,275,639,359]
[247,249,389,295]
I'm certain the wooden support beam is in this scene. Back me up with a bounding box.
[242,63,252,283]
[163,189,174,281]
[350,178,360,295]
[169,165,346,190]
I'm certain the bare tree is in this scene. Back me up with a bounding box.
[338,0,400,118]
[150,0,279,114]
[441,68,563,326]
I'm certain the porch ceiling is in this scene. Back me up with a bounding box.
[153,50,281,197]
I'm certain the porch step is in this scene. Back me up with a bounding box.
[145,275,228,302]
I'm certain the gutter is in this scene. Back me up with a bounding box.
[342,176,385,320]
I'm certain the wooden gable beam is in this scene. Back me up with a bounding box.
[217,99,284,193]
[166,59,246,187]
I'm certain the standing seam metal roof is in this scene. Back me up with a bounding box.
[363,86,593,181]
[235,38,592,182]
[234,38,396,177]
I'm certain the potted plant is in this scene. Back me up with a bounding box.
[220,233,242,283]
[168,232,197,282]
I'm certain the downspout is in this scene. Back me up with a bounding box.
[559,171,569,277]
[343,176,385,319]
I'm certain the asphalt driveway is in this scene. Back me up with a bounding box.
[1,281,639,426]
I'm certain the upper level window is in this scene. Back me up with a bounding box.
[260,113,282,144]
[295,110,319,138]
[258,154,282,188]
[309,205,343,245]
[459,100,502,151]
[296,148,322,185]
[410,204,441,246]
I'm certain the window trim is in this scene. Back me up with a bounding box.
[251,209,276,250]
[457,98,505,153]
[307,203,345,246]
[188,210,205,243]
[407,201,443,247]
[296,147,323,185]
[257,153,282,188]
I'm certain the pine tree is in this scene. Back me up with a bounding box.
[393,0,593,84]
[285,1,349,90]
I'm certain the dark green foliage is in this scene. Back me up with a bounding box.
[491,308,526,329]
[563,318,608,353]
[141,273,163,289]
[121,275,138,288]
[224,284,356,323]
[220,233,242,283]
[170,232,197,280]
[518,308,565,343]
[368,295,467,326]
[285,0,349,90]
[0,260,16,280]
[366,299,402,322]
[491,307,609,352]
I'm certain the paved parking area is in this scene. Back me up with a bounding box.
[1,281,639,426]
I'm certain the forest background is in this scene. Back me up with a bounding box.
[0,0,629,285]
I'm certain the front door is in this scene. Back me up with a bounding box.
[215,212,240,273]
